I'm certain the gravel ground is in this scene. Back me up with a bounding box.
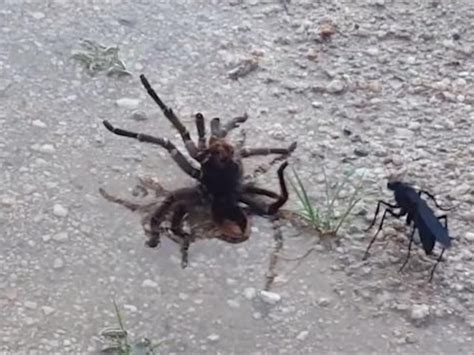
[1,0,474,353]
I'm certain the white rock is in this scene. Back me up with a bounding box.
[53,258,65,270]
[38,144,56,154]
[116,98,141,109]
[326,79,345,94]
[227,299,240,308]
[130,110,148,121]
[53,204,68,217]
[259,290,281,304]
[243,287,257,300]
[52,232,69,243]
[42,235,51,242]
[296,330,309,341]
[30,12,45,19]
[42,306,55,316]
[317,297,331,307]
[410,304,430,320]
[179,292,189,300]
[123,304,137,313]
[25,317,38,326]
[366,47,380,56]
[142,279,158,288]
[465,232,474,242]
[32,119,47,128]
[25,301,38,310]
[207,334,220,342]
[0,196,15,207]
[311,101,323,108]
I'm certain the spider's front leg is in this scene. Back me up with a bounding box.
[240,161,289,216]
[102,121,201,180]
[195,113,207,151]
[140,74,200,159]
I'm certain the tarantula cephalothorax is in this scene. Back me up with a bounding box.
[101,74,296,264]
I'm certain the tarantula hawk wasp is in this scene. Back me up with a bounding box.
[363,181,453,282]
[100,74,297,267]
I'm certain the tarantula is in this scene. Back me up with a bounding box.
[101,74,296,265]
[100,159,289,267]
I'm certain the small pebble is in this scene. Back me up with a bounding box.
[130,110,148,121]
[259,290,281,305]
[142,279,159,289]
[326,79,345,94]
[52,232,69,243]
[464,232,474,242]
[53,204,68,217]
[53,258,65,270]
[32,119,47,128]
[410,304,430,321]
[116,98,141,109]
[42,306,56,316]
[207,334,220,342]
[25,301,38,310]
[317,297,331,307]
[243,287,257,300]
[296,330,309,341]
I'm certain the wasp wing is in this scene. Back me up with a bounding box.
[415,199,451,253]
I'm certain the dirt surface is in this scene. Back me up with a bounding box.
[1,0,474,353]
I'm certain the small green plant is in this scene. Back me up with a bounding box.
[289,166,364,236]
[71,39,132,77]
[99,299,162,355]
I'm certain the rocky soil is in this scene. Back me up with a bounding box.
[1,0,474,353]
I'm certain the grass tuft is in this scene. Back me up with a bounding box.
[99,299,162,355]
[289,166,364,236]
[71,39,132,77]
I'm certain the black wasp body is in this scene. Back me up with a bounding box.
[364,181,452,282]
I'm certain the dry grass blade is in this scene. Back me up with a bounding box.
[289,167,365,236]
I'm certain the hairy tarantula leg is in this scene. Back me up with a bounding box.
[242,185,280,199]
[147,187,202,248]
[195,113,207,150]
[137,177,168,198]
[209,117,222,144]
[240,161,289,215]
[220,113,249,137]
[268,161,289,214]
[139,74,199,158]
[99,187,157,212]
[103,120,201,180]
[240,142,297,158]
[170,205,192,269]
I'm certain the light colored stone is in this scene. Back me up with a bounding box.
[296,330,309,341]
[53,204,68,217]
[32,119,47,128]
[465,232,474,242]
[326,79,345,94]
[243,287,257,300]
[259,290,281,305]
[207,334,220,342]
[410,304,430,320]
[25,301,38,310]
[116,98,141,109]
[53,258,65,270]
[42,306,56,316]
[52,232,69,243]
[142,279,158,289]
